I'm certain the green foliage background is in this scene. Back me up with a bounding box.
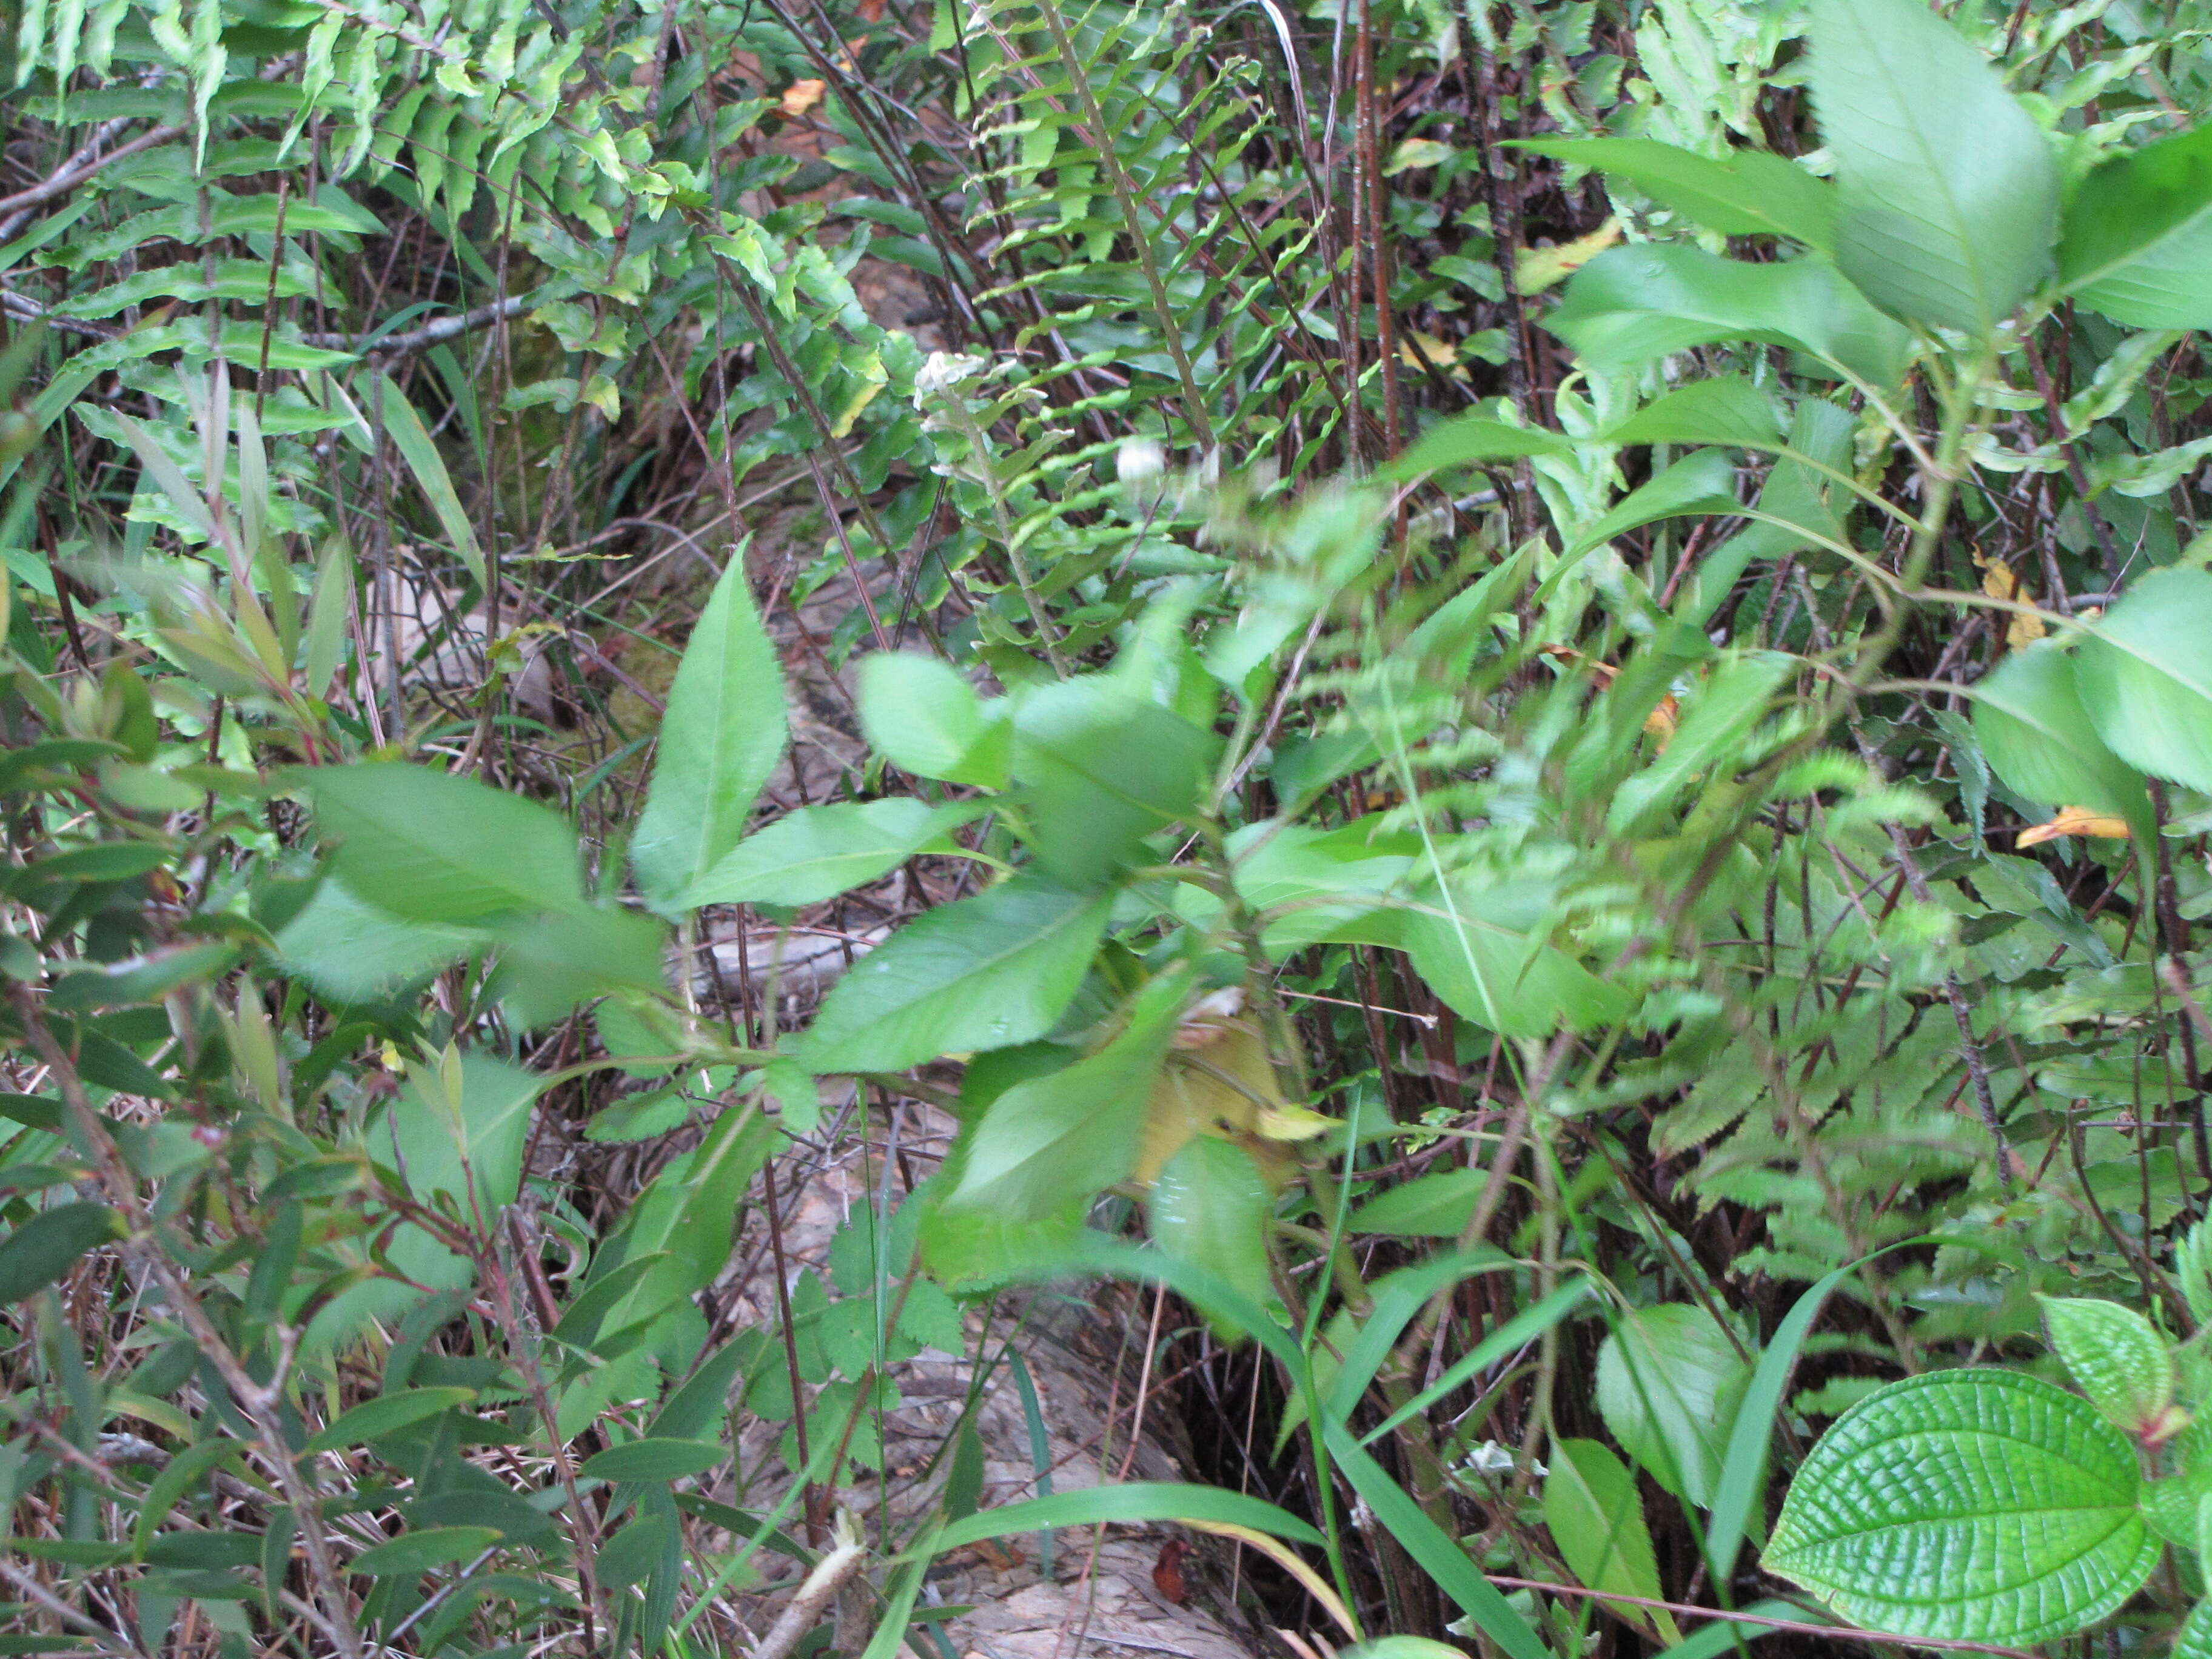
[10,0,2212,1651]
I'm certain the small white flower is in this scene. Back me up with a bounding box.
[1464,1439,1539,1477]
[1116,438,1167,484]
[914,350,988,398]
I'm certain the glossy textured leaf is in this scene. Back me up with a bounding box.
[1766,1369,2159,1642]
[1547,246,1910,388]
[304,763,583,923]
[803,874,1111,1073]
[2076,568,2212,798]
[1513,138,1837,249]
[1972,641,2150,832]
[2059,123,2212,328]
[1807,0,2058,334]
[2039,1296,2174,1436]
[2177,1599,2212,1659]
[632,557,788,910]
[1543,1439,1678,1641]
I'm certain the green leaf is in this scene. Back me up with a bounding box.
[303,763,583,923]
[632,557,788,911]
[1382,417,1570,482]
[2039,1296,2176,1438]
[272,875,480,1003]
[1403,881,1633,1040]
[0,1202,121,1302]
[1766,1369,2160,1643]
[930,1481,1324,1553]
[1543,1439,1679,1642]
[1346,1169,1482,1237]
[803,874,1111,1074]
[2076,568,2212,798]
[857,654,1010,788]
[681,799,977,909]
[351,1526,501,1577]
[1548,246,1910,388]
[1148,1137,1273,1322]
[486,903,667,1029]
[303,1386,477,1453]
[1595,1303,1751,1509]
[2059,123,2212,328]
[578,1439,729,1483]
[1512,138,1837,249]
[1604,379,1785,452]
[1971,641,2150,832]
[1606,651,1794,837]
[1012,677,1217,887]
[1807,0,2059,334]
[940,971,1186,1219]
[2176,1599,2212,1659]
[1564,449,1741,561]
[375,374,483,588]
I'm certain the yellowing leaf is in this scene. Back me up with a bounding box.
[780,78,826,116]
[1385,137,1456,176]
[1515,218,1621,294]
[1185,1521,1358,1638]
[2018,805,2133,845]
[1138,1022,1304,1184]
[1398,329,1468,379]
[1974,551,2048,652]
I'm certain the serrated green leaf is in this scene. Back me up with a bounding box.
[1543,1439,1679,1642]
[1767,1369,2159,1643]
[1596,1302,1750,1509]
[2040,1296,2175,1437]
[1808,0,2058,334]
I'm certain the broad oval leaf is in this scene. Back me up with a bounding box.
[1971,640,2150,833]
[1808,0,2059,335]
[1547,245,1910,389]
[1012,676,1218,888]
[1512,137,1836,249]
[803,873,1112,1074]
[2076,568,2212,797]
[1766,1369,2160,1643]
[632,556,788,911]
[1346,1169,1482,1237]
[2059,122,2212,328]
[2039,1295,2174,1437]
[1603,378,1785,452]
